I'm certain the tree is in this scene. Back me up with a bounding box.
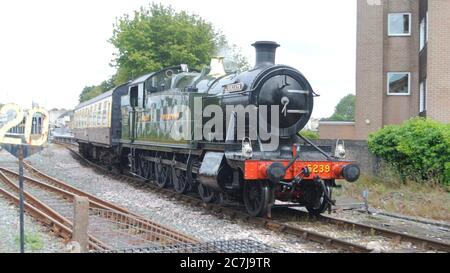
[110,4,218,85]
[299,130,320,140]
[323,94,355,121]
[79,78,115,103]
[78,3,250,103]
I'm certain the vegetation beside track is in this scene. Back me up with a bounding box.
[15,232,44,251]
[335,175,450,222]
[368,118,450,186]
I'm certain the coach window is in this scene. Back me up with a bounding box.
[91,106,95,127]
[87,107,90,127]
[82,110,85,128]
[94,105,97,126]
[388,13,411,36]
[102,101,107,126]
[105,101,111,127]
[387,72,411,96]
[84,109,87,127]
[97,103,102,126]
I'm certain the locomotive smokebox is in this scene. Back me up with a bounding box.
[252,41,280,68]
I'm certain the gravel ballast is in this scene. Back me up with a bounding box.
[0,150,67,253]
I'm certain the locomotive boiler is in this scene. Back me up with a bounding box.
[73,41,360,217]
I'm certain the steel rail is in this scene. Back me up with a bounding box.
[317,214,450,252]
[23,163,142,216]
[0,167,198,245]
[23,164,198,244]
[0,171,110,251]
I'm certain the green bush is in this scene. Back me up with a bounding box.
[368,118,450,185]
[299,130,320,140]
[445,162,450,186]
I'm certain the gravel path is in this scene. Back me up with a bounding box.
[25,145,333,253]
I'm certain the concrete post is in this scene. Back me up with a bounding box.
[73,196,89,253]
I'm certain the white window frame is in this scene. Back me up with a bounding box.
[388,13,412,37]
[419,80,427,112]
[420,17,426,51]
[419,12,429,51]
[387,72,411,96]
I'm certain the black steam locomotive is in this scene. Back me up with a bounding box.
[73,41,360,217]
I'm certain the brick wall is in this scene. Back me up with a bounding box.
[427,0,450,123]
[355,0,385,139]
[313,139,381,176]
[319,122,356,140]
[355,0,423,140]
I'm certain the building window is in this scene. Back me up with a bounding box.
[387,72,411,95]
[388,13,411,36]
[419,80,427,112]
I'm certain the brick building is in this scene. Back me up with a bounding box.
[320,0,450,140]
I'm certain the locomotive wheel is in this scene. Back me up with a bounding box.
[137,154,150,179]
[187,157,216,203]
[186,157,199,186]
[198,184,216,203]
[172,168,190,194]
[148,162,156,181]
[155,163,171,188]
[243,181,271,217]
[306,185,332,216]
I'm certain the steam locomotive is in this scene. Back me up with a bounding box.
[73,41,360,217]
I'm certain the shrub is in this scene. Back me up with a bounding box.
[445,162,450,186]
[299,130,320,140]
[368,118,450,185]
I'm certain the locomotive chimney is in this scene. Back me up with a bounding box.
[252,41,280,68]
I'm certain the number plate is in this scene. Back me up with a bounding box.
[306,164,332,174]
[224,83,245,93]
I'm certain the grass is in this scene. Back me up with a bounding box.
[335,175,450,222]
[14,232,44,251]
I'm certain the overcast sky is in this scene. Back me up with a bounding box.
[0,0,356,118]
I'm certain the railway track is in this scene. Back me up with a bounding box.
[272,207,450,252]
[0,163,199,252]
[20,162,197,245]
[67,144,450,253]
[317,213,449,252]
[0,170,109,251]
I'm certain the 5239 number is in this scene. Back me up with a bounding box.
[307,164,331,174]
[0,103,49,146]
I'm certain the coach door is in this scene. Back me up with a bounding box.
[129,83,145,142]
